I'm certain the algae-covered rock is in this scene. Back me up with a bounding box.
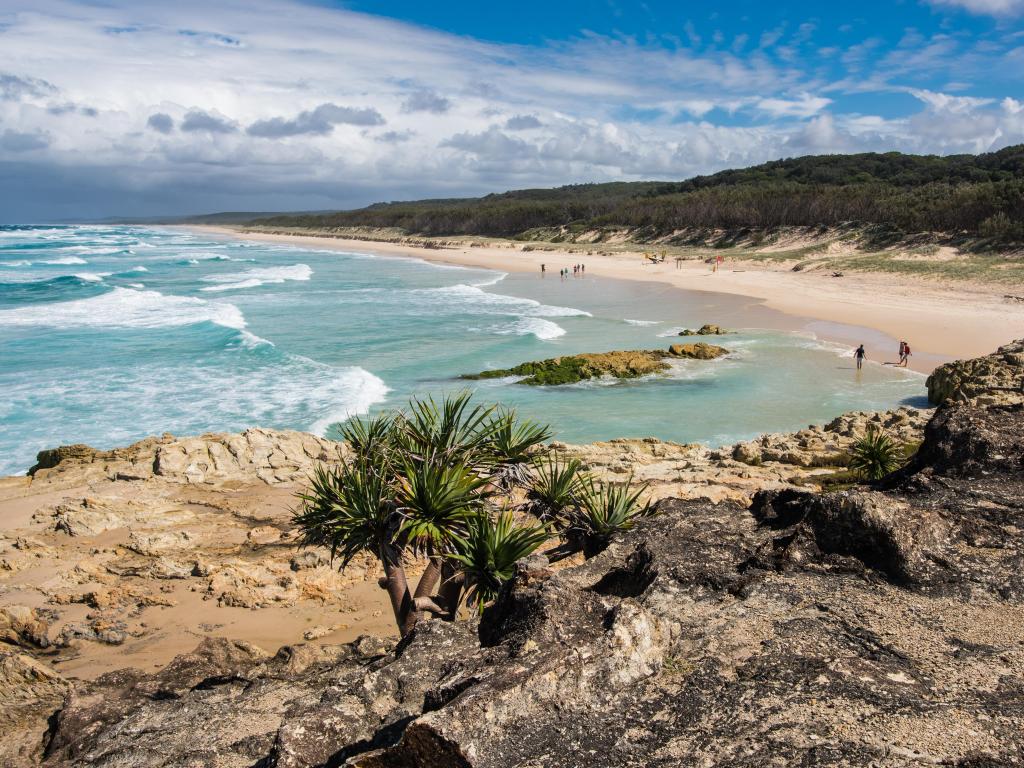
[464,346,728,386]
[678,323,729,336]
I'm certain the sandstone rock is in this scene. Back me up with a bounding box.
[926,337,1024,405]
[0,606,50,650]
[0,652,70,768]
[125,530,196,556]
[667,341,729,359]
[28,428,342,487]
[248,526,283,546]
[678,323,728,336]
[48,497,196,537]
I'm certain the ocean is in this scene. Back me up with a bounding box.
[0,224,926,476]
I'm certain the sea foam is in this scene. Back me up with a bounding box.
[200,264,313,292]
[493,317,566,340]
[0,286,246,330]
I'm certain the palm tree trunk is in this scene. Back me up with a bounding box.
[437,561,465,620]
[379,543,417,636]
[414,553,442,600]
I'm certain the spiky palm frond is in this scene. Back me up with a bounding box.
[849,428,905,481]
[571,475,653,556]
[293,460,400,568]
[397,391,498,465]
[397,454,489,555]
[523,454,586,527]
[449,510,548,612]
[340,412,398,463]
[485,409,552,490]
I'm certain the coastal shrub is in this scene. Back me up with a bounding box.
[449,511,548,613]
[523,455,586,525]
[848,429,906,481]
[294,393,554,637]
[542,474,654,560]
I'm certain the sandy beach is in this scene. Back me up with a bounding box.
[186,225,1024,374]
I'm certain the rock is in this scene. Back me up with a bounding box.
[464,346,727,386]
[48,497,196,537]
[303,625,335,640]
[125,530,196,556]
[0,652,70,768]
[34,396,1024,767]
[667,341,729,359]
[248,526,283,546]
[27,428,342,487]
[678,323,728,336]
[0,606,50,650]
[926,337,1024,405]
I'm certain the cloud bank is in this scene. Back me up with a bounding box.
[0,0,1022,220]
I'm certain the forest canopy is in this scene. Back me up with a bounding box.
[253,145,1024,243]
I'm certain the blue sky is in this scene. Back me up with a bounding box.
[0,0,1022,220]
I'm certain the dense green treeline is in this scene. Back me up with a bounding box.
[254,146,1024,242]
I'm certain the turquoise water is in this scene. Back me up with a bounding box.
[0,224,926,476]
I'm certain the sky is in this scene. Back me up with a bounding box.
[0,0,1023,221]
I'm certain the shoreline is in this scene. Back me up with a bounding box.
[183,225,1024,374]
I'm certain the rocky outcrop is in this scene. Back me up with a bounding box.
[464,345,729,386]
[667,341,729,359]
[28,428,341,485]
[1,607,52,650]
[1,652,70,768]
[926,337,1024,405]
[555,407,928,503]
[677,323,729,336]
[32,396,1024,767]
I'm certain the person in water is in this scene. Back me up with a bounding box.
[854,344,866,369]
[541,263,546,275]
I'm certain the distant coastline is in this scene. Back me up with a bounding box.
[184,223,1024,374]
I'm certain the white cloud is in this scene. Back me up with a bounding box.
[0,0,1021,220]
[927,0,1024,16]
[909,88,995,113]
[756,93,832,118]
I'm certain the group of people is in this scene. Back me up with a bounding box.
[540,263,585,279]
[853,340,913,370]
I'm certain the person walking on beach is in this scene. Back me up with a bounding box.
[541,263,546,276]
[854,344,866,370]
[900,342,912,367]
[898,340,906,364]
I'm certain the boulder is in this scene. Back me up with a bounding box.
[667,342,729,359]
[0,606,50,650]
[678,323,728,336]
[926,337,1024,405]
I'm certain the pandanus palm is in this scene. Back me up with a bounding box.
[397,453,489,607]
[523,454,586,527]
[567,475,653,558]
[485,410,552,491]
[397,391,497,465]
[848,428,905,481]
[293,459,415,633]
[449,510,548,612]
[295,392,650,637]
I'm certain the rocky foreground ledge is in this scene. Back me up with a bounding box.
[2,341,1022,767]
[9,386,1021,767]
